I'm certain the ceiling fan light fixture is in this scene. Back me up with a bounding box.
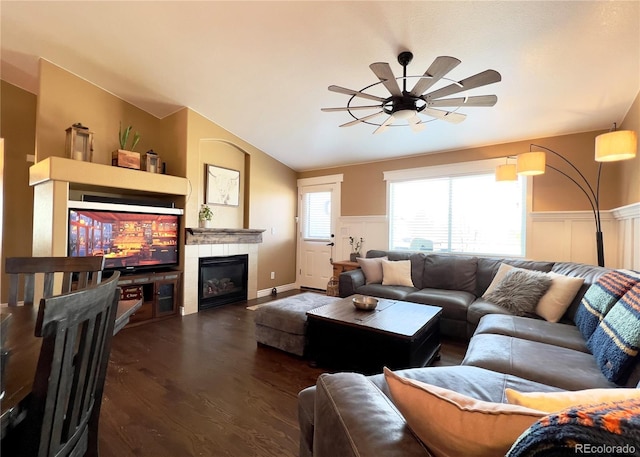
[595,129,637,162]
[517,151,546,175]
[393,109,416,120]
[324,52,501,133]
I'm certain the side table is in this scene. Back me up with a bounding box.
[331,260,360,279]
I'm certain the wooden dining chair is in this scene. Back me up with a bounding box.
[4,270,120,457]
[5,256,105,306]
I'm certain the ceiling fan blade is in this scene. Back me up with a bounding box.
[423,107,467,124]
[339,111,385,127]
[373,115,395,134]
[408,115,426,132]
[409,56,461,97]
[369,62,402,97]
[428,95,498,108]
[321,105,382,112]
[423,70,502,101]
[328,85,386,102]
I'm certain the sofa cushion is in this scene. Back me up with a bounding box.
[384,368,546,457]
[369,365,563,403]
[356,256,387,284]
[462,334,619,390]
[473,314,589,353]
[505,387,640,413]
[405,289,476,321]
[381,259,414,287]
[587,283,640,384]
[467,298,518,330]
[574,270,640,340]
[421,254,478,294]
[483,269,551,316]
[355,283,417,300]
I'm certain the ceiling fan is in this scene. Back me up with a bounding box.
[322,51,501,134]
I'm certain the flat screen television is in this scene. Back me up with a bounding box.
[68,201,182,273]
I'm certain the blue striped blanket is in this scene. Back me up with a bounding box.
[588,283,640,383]
[574,270,640,340]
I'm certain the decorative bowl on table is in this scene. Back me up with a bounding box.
[352,295,378,311]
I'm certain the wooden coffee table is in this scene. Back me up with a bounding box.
[306,296,442,373]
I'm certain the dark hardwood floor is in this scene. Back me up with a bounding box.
[98,290,466,457]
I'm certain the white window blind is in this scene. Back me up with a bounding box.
[303,191,332,240]
[388,171,525,256]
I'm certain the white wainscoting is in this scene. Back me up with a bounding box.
[333,203,639,270]
[335,215,388,261]
[529,203,639,269]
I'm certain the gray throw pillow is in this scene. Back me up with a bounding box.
[484,269,552,316]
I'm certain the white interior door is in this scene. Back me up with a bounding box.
[298,184,337,290]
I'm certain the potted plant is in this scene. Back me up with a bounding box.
[199,204,213,228]
[112,123,142,169]
[349,236,364,261]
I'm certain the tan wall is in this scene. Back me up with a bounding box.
[0,81,37,302]
[617,90,640,206]
[299,130,629,216]
[29,61,299,294]
[36,60,169,166]
[184,110,298,289]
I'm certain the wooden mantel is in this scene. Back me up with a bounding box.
[185,228,265,245]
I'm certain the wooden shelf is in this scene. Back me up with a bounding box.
[29,156,189,196]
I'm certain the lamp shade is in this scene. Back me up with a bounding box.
[495,164,517,181]
[595,130,637,162]
[517,151,546,176]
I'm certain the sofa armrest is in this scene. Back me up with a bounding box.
[314,372,432,457]
[338,269,365,297]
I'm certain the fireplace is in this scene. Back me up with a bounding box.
[199,254,248,310]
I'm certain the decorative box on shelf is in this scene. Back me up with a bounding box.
[142,150,161,173]
[112,149,141,169]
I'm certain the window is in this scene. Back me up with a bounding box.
[302,190,332,240]
[386,160,526,257]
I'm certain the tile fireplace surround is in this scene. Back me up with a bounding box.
[183,228,264,315]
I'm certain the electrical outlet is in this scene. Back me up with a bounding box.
[270,271,275,280]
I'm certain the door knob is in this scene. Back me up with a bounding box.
[326,242,335,246]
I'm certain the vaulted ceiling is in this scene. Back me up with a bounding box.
[2,1,639,171]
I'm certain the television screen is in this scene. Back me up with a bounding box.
[68,207,179,271]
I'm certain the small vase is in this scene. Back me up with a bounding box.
[199,220,212,228]
[350,253,360,262]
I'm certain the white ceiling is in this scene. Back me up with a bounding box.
[2,1,639,171]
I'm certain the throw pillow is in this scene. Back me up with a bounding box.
[587,283,640,384]
[483,269,552,316]
[483,262,514,297]
[381,259,414,287]
[574,269,640,341]
[535,272,584,323]
[384,367,546,457]
[506,387,640,413]
[356,256,388,284]
[507,398,640,457]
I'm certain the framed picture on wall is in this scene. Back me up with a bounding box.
[206,164,240,206]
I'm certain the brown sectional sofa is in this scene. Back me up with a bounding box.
[299,251,640,456]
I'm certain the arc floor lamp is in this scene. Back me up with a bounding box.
[495,124,637,267]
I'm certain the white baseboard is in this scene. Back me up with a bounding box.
[256,282,298,298]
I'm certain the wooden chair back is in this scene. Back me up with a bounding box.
[5,256,105,306]
[18,271,120,457]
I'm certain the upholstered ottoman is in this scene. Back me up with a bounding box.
[254,293,341,356]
